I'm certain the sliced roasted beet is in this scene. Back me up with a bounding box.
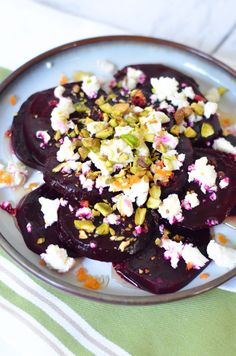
[161,136,194,197]
[113,226,211,294]
[58,198,156,262]
[12,82,105,169]
[16,184,76,256]
[178,148,236,230]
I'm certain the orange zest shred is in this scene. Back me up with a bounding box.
[217,233,228,245]
[27,182,40,191]
[0,170,13,185]
[186,262,193,270]
[10,95,17,106]
[76,267,101,290]
[59,74,68,85]
[200,273,209,279]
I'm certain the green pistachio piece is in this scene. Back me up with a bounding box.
[95,95,105,106]
[92,209,100,217]
[52,162,67,173]
[37,237,45,244]
[191,103,204,116]
[109,227,116,236]
[118,153,130,163]
[112,103,129,115]
[74,125,79,135]
[134,208,147,226]
[184,127,197,138]
[217,86,228,96]
[95,126,114,139]
[146,197,161,209]
[120,133,139,148]
[144,134,155,143]
[149,185,161,199]
[74,219,96,233]
[99,103,113,114]
[80,128,90,138]
[201,123,214,138]
[95,223,110,235]
[94,202,113,217]
[109,118,118,127]
[170,125,180,136]
[54,131,61,141]
[74,102,89,113]
[105,160,113,168]
[78,147,89,161]
[68,130,76,138]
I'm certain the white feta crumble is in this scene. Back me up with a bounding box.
[103,213,121,225]
[219,177,230,189]
[140,111,162,134]
[100,138,133,166]
[153,131,179,152]
[40,244,75,273]
[39,197,60,228]
[213,137,236,155]
[188,157,217,193]
[114,126,133,137]
[82,75,100,98]
[61,160,81,173]
[88,151,110,176]
[183,86,195,99]
[123,67,145,90]
[56,137,80,162]
[123,176,149,206]
[170,91,189,109]
[136,142,150,157]
[207,240,236,269]
[158,194,183,224]
[150,77,179,102]
[36,130,51,147]
[75,207,93,219]
[182,244,209,269]
[205,88,220,103]
[79,174,94,191]
[182,191,200,210]
[161,238,183,269]
[204,101,218,119]
[162,150,185,171]
[0,161,28,188]
[115,194,134,217]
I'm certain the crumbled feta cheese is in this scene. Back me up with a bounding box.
[140,111,162,134]
[123,176,149,206]
[103,213,121,225]
[36,130,51,147]
[207,240,236,269]
[40,244,75,273]
[162,150,185,171]
[56,137,80,162]
[54,86,65,98]
[150,77,179,102]
[88,151,110,176]
[26,222,32,233]
[81,160,91,175]
[205,88,220,103]
[136,142,150,157]
[39,197,60,228]
[183,86,195,99]
[115,194,134,217]
[0,161,28,188]
[153,131,179,152]
[61,160,81,173]
[182,244,208,269]
[158,194,183,224]
[213,137,236,155]
[219,177,230,189]
[100,139,133,166]
[161,238,183,268]
[75,207,93,219]
[204,102,218,119]
[86,121,107,136]
[115,126,133,137]
[82,75,100,98]
[188,157,217,193]
[79,174,94,191]
[123,67,145,90]
[182,191,200,210]
[170,91,189,108]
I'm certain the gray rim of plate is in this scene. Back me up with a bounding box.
[0,35,236,305]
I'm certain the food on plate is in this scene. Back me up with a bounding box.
[6,63,236,294]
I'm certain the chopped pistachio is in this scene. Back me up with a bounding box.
[155,237,161,246]
[74,125,79,135]
[52,162,67,173]
[149,185,161,199]
[80,128,90,138]
[95,223,110,235]
[94,202,113,217]
[79,230,88,239]
[191,103,204,116]
[109,118,118,127]
[118,153,130,163]
[146,196,161,209]
[118,240,131,252]
[201,122,214,137]
[95,95,105,106]
[95,126,114,139]
[74,102,89,113]
[54,131,61,141]
[184,127,197,138]
[74,219,96,233]
[78,147,89,160]
[92,209,100,217]
[37,237,45,244]
[218,86,228,96]
[109,227,116,236]
[170,125,180,136]
[135,207,147,226]
[120,133,139,148]
[82,137,99,149]
[105,160,113,168]
[144,134,155,143]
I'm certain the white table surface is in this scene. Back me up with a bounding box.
[0,0,236,354]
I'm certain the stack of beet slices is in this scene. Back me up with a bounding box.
[12,64,236,295]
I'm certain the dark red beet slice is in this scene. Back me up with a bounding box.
[58,198,157,262]
[12,82,105,170]
[16,184,76,256]
[113,226,211,294]
[161,136,194,197]
[178,148,236,230]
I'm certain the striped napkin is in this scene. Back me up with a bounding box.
[1,68,236,356]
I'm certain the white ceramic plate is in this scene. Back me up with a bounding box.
[1,36,236,304]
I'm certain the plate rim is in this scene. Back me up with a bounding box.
[1,35,236,305]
